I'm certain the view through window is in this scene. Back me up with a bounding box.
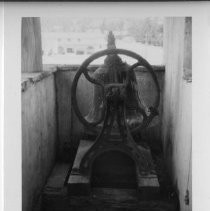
[41,17,164,66]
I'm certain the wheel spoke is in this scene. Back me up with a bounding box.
[83,68,104,87]
[71,48,160,133]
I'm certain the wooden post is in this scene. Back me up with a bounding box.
[21,17,43,73]
[183,17,192,82]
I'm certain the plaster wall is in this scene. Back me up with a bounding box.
[162,18,192,211]
[22,74,57,211]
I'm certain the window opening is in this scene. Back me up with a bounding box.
[41,17,164,66]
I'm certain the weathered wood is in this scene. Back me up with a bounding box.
[42,162,178,211]
[21,71,55,92]
[137,175,159,187]
[22,73,57,211]
[67,139,159,197]
[44,163,70,191]
[42,163,70,211]
[163,17,192,211]
[21,17,43,73]
[183,17,192,82]
[68,140,93,195]
[71,140,94,173]
[70,187,178,211]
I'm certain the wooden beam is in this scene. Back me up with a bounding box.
[183,17,192,82]
[21,17,43,73]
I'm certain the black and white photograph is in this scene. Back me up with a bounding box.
[2,2,210,211]
[21,15,191,211]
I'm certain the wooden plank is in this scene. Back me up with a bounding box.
[44,162,70,193]
[71,140,93,172]
[42,162,177,211]
[70,187,178,211]
[68,140,93,195]
[137,175,159,187]
[21,17,43,73]
[92,188,138,202]
[42,163,70,211]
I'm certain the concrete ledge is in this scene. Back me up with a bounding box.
[21,71,56,92]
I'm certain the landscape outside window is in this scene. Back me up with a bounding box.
[41,17,164,66]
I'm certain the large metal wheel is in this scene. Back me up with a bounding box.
[71,48,160,134]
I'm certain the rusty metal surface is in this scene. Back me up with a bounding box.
[71,32,161,181]
[71,48,160,134]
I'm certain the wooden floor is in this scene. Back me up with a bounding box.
[70,188,178,211]
[41,163,179,211]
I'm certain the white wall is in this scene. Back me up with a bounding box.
[162,17,192,211]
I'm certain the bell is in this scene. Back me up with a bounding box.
[86,31,147,132]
